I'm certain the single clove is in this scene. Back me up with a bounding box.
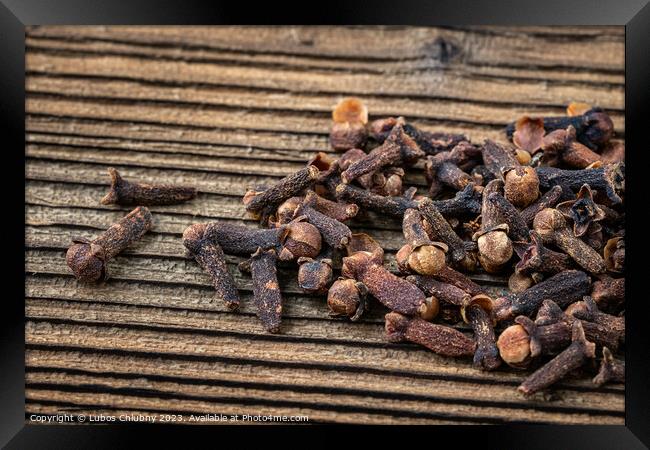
[66,206,153,283]
[297,247,334,294]
[472,180,513,273]
[239,247,283,333]
[396,208,448,276]
[244,165,320,222]
[506,107,615,150]
[335,183,418,217]
[536,163,624,205]
[101,168,197,206]
[493,270,591,321]
[565,297,624,345]
[591,275,625,313]
[294,193,352,249]
[520,185,563,227]
[385,312,476,357]
[329,98,368,151]
[341,119,424,184]
[205,223,289,256]
[593,347,625,387]
[517,321,596,396]
[418,197,470,264]
[342,251,428,317]
[533,208,606,273]
[327,278,368,321]
[486,191,530,256]
[603,237,625,273]
[183,223,240,310]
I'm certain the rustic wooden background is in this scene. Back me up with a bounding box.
[25,26,625,424]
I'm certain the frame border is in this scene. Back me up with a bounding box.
[3,1,648,447]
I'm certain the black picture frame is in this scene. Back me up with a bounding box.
[2,1,648,447]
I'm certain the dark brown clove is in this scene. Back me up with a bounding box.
[335,183,418,217]
[244,165,320,222]
[465,302,502,371]
[273,192,358,225]
[506,107,615,150]
[425,142,480,191]
[515,231,573,275]
[66,206,153,283]
[520,185,563,227]
[342,251,428,317]
[593,347,625,387]
[329,98,368,151]
[486,192,530,256]
[327,278,368,321]
[493,270,591,321]
[294,192,352,249]
[482,140,540,207]
[341,119,424,184]
[431,183,483,218]
[591,275,625,313]
[556,184,606,237]
[279,220,323,261]
[517,321,596,396]
[536,163,624,205]
[385,312,476,357]
[396,208,448,276]
[101,168,197,206]
[418,197,469,264]
[472,180,512,273]
[297,248,333,294]
[565,297,624,345]
[599,140,625,165]
[508,272,535,293]
[183,223,240,310]
[533,208,606,273]
[239,247,283,333]
[206,223,289,256]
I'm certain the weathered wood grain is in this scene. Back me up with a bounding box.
[24,25,625,424]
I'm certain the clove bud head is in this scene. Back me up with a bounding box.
[332,97,368,124]
[496,323,532,369]
[396,243,447,276]
[298,257,333,294]
[504,166,539,207]
[477,229,513,273]
[280,221,322,261]
[327,278,367,320]
[66,240,107,283]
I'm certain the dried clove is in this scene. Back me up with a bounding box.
[486,191,530,256]
[591,275,625,313]
[508,272,535,293]
[603,236,625,274]
[593,347,625,387]
[294,193,352,249]
[565,297,624,345]
[482,140,540,207]
[493,270,591,321]
[396,208,448,276]
[297,248,334,294]
[239,247,283,333]
[101,168,197,206]
[330,98,368,151]
[536,163,624,205]
[335,183,417,217]
[472,180,513,273]
[533,208,606,273]
[465,302,502,370]
[520,185,563,227]
[556,184,606,237]
[273,192,358,225]
[517,321,596,396]
[506,107,615,150]
[327,278,368,321]
[341,119,424,184]
[385,312,476,357]
[418,197,470,264]
[515,231,573,275]
[279,220,323,261]
[183,223,240,310]
[66,206,152,283]
[206,223,288,256]
[244,165,320,222]
[512,116,545,154]
[342,251,428,317]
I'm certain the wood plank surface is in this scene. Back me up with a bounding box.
[25,25,625,425]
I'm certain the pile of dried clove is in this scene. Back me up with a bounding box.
[66,98,625,398]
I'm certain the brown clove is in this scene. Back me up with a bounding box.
[396,208,448,276]
[101,168,197,206]
[239,247,283,333]
[418,197,470,264]
[327,278,368,321]
[472,180,512,273]
[385,312,476,358]
[515,231,573,275]
[536,163,624,205]
[593,347,625,387]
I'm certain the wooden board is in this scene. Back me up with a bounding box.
[25,25,625,425]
